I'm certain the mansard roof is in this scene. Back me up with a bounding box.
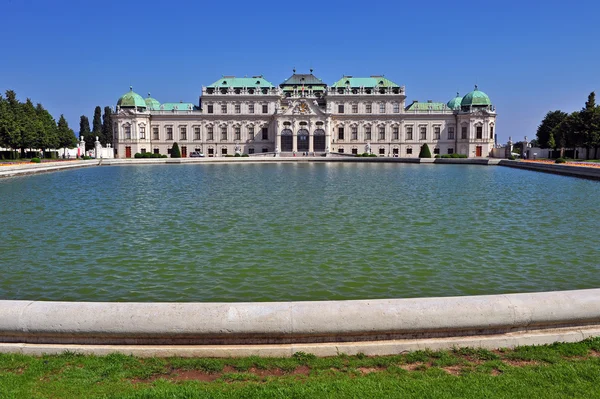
[331,76,400,88]
[206,76,274,88]
[158,102,198,111]
[280,72,326,86]
[405,101,448,112]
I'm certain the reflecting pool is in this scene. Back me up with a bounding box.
[0,163,598,302]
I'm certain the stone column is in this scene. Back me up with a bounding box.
[308,120,314,153]
[275,120,281,157]
[292,119,298,153]
[325,118,331,152]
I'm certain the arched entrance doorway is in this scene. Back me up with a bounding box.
[314,129,326,152]
[281,129,292,152]
[297,129,309,152]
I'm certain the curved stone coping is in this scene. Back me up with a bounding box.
[1,289,599,347]
[499,160,600,180]
[0,160,97,178]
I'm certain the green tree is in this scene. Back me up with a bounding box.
[79,115,92,151]
[57,115,77,157]
[171,142,181,158]
[20,98,40,156]
[101,106,113,146]
[92,106,102,144]
[418,143,431,158]
[536,110,567,148]
[547,133,556,151]
[580,92,600,159]
[1,90,23,152]
[35,103,58,154]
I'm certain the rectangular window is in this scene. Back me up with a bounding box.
[365,126,371,141]
[448,127,455,140]
[180,127,187,141]
[378,126,385,140]
[406,126,413,140]
[221,126,227,141]
[448,148,454,154]
[420,126,426,140]
[153,148,159,154]
[153,126,159,140]
[392,127,399,140]
[461,126,467,139]
[248,147,255,154]
[352,104,358,113]
[207,126,214,141]
[262,147,268,153]
[207,105,214,114]
[351,126,357,140]
[434,126,440,140]
[490,126,494,139]
[194,127,200,140]
[141,148,146,154]
[235,127,241,141]
[433,147,440,154]
[366,104,372,113]
[352,148,358,155]
[262,104,268,114]
[338,127,344,140]
[379,148,385,155]
[393,103,400,113]
[476,126,483,139]
[406,148,413,155]
[248,104,254,114]
[393,148,399,155]
[338,148,344,153]
[261,127,268,140]
[124,125,131,139]
[221,104,227,114]
[221,148,227,155]
[248,126,254,140]
[338,104,344,113]
[379,103,385,113]
[139,126,145,139]
[235,104,241,114]
[166,127,173,140]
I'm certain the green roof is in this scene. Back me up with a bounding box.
[446,93,463,110]
[461,86,491,107]
[207,76,274,88]
[158,103,197,111]
[145,93,160,110]
[405,101,447,112]
[331,76,400,88]
[117,87,146,108]
[280,72,325,87]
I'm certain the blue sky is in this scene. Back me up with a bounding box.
[1,0,599,143]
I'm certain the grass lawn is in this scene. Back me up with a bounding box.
[1,338,600,398]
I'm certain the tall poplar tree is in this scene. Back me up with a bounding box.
[79,115,92,151]
[20,98,39,155]
[57,115,77,156]
[35,103,58,154]
[92,106,102,143]
[102,106,113,146]
[581,92,600,159]
[2,90,23,152]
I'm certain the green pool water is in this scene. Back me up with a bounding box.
[1,163,598,302]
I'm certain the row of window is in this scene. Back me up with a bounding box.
[337,102,400,114]
[338,147,457,155]
[206,103,269,114]
[335,125,494,141]
[122,125,269,141]
[133,146,271,157]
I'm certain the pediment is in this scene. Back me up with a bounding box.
[282,99,327,116]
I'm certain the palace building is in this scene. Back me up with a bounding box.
[112,71,497,158]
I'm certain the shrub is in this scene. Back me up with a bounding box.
[170,142,181,158]
[134,153,142,158]
[81,155,92,160]
[419,143,432,158]
[30,157,41,163]
[434,155,440,158]
[241,153,249,157]
[368,153,377,157]
[555,158,566,163]
[508,155,516,160]
[235,153,241,157]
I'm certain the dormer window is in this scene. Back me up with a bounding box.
[379,81,384,85]
[222,80,227,85]
[256,80,260,85]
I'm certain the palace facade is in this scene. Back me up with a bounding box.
[112,71,497,158]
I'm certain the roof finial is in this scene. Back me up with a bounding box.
[456,91,460,97]
[474,84,478,90]
[130,85,133,91]
[293,67,296,73]
[148,92,151,97]
[310,68,313,73]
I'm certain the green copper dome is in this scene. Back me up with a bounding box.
[144,93,160,110]
[117,87,146,109]
[461,86,491,107]
[447,92,463,110]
